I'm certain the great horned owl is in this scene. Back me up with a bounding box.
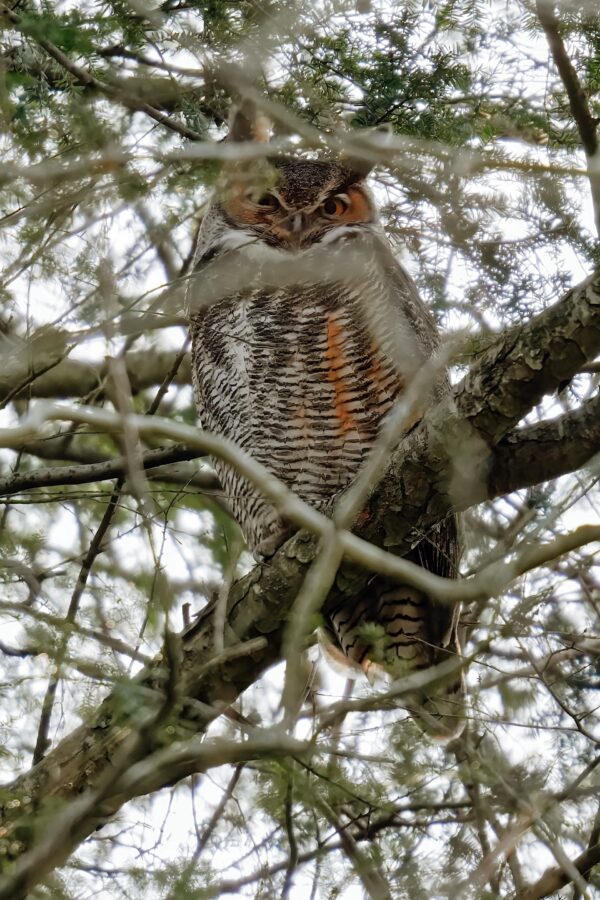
[188,150,464,738]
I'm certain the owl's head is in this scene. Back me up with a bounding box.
[222,159,375,249]
[196,159,378,262]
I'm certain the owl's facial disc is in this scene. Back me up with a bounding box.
[222,182,375,249]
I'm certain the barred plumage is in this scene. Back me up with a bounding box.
[188,157,464,738]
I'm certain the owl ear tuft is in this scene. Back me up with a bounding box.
[228,99,272,144]
[342,153,374,178]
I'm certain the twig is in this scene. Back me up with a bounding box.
[453,738,501,895]
[32,481,122,764]
[536,0,600,236]
[316,797,392,900]
[192,764,244,860]
[0,445,214,497]
[0,598,152,662]
[282,780,299,899]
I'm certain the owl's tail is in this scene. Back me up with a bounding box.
[323,581,466,741]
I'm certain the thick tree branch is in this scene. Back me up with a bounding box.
[0,269,599,890]
[0,729,315,900]
[0,349,192,404]
[572,803,600,900]
[488,391,600,497]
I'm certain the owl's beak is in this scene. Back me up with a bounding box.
[266,211,315,248]
[277,213,313,248]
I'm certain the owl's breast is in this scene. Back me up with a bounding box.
[190,276,422,545]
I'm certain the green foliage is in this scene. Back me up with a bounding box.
[19,9,102,57]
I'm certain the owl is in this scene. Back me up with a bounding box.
[188,150,464,738]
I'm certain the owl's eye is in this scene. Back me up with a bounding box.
[253,192,279,210]
[322,195,350,217]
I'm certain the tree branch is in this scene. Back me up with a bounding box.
[4,388,596,507]
[357,269,600,554]
[518,842,600,900]
[0,445,216,497]
[0,349,192,405]
[536,1,598,157]
[488,391,600,498]
[536,0,600,236]
[0,731,314,900]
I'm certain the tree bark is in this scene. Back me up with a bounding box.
[0,348,192,404]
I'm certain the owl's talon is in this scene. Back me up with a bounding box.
[253,527,294,562]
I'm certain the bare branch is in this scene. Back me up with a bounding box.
[572,803,600,900]
[536,0,600,236]
[536,1,598,157]
[316,797,392,900]
[5,402,600,607]
[517,842,600,900]
[489,392,600,497]
[0,445,212,496]
[0,349,192,405]
[31,483,122,764]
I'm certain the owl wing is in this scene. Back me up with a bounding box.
[374,239,462,644]
[375,239,441,353]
